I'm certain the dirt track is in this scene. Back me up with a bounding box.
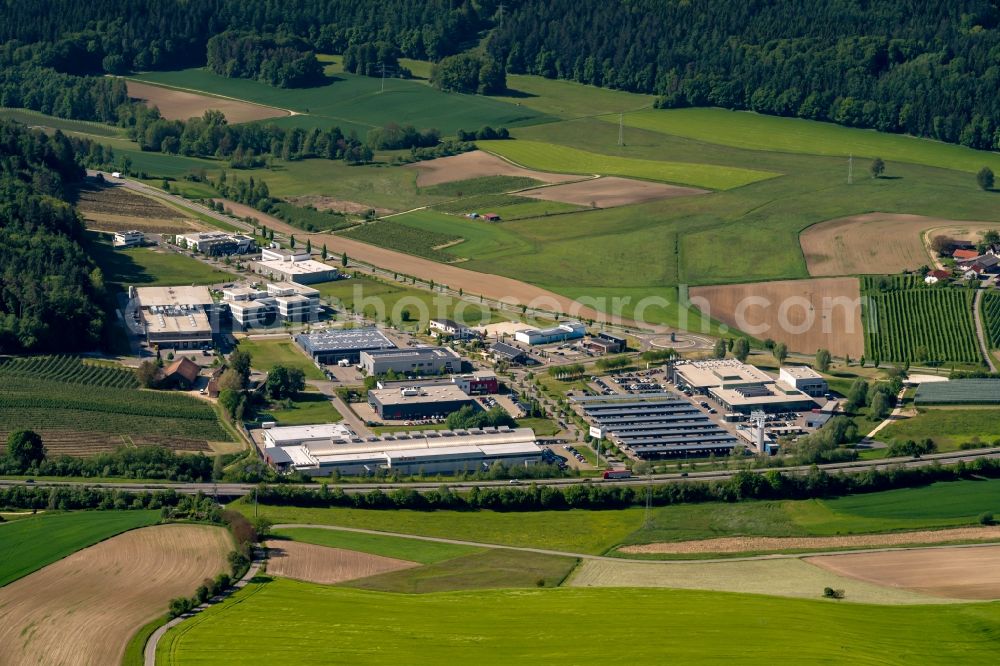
[221,199,631,325]
[0,524,231,666]
[618,525,1000,555]
[519,176,706,208]
[126,80,289,123]
[265,540,418,585]
[406,150,579,187]
[808,544,1000,599]
[689,277,863,357]
[801,212,1000,277]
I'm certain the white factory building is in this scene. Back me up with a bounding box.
[113,230,144,247]
[514,321,586,345]
[261,425,543,476]
[359,347,461,376]
[252,247,339,284]
[778,366,829,397]
[131,285,217,350]
[224,282,321,329]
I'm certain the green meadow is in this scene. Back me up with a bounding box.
[158,579,1000,665]
[880,408,1000,450]
[234,337,324,380]
[0,511,160,586]
[272,527,481,564]
[87,233,237,287]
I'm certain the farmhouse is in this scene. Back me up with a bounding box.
[959,254,1000,278]
[253,247,339,284]
[572,393,738,459]
[175,231,256,256]
[159,357,201,389]
[778,366,828,397]
[368,384,476,420]
[296,327,396,364]
[953,249,980,262]
[514,321,586,345]
[113,230,144,247]
[673,359,818,414]
[264,426,542,476]
[132,285,216,350]
[360,347,461,376]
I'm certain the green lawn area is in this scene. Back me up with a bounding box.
[479,139,779,189]
[158,578,1000,665]
[880,408,1000,450]
[272,527,481,564]
[386,209,534,261]
[614,107,1000,174]
[0,510,160,586]
[235,337,324,380]
[0,107,124,137]
[316,275,506,326]
[498,73,658,119]
[87,232,236,287]
[129,68,553,136]
[345,549,578,593]
[234,502,644,555]
[517,417,561,436]
[258,392,341,425]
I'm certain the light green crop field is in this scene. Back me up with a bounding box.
[0,511,160,587]
[258,393,341,425]
[316,275,507,326]
[88,234,236,287]
[879,408,1000,450]
[479,139,779,189]
[272,527,481,564]
[235,337,324,380]
[157,579,1000,665]
[130,68,553,135]
[387,209,534,261]
[498,74,657,118]
[613,108,1000,174]
[0,107,124,137]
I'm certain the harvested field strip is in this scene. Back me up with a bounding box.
[158,579,1000,664]
[807,545,1000,600]
[406,150,578,187]
[0,524,231,666]
[126,79,289,124]
[568,557,951,605]
[479,139,779,190]
[420,175,545,197]
[273,527,481,564]
[432,193,582,218]
[265,541,418,585]
[518,176,707,208]
[617,526,1000,556]
[689,277,864,357]
[0,510,159,587]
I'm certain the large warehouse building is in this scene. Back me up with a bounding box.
[573,393,738,459]
[672,359,818,414]
[262,426,543,476]
[514,321,586,345]
[224,282,321,329]
[296,327,396,364]
[368,384,476,420]
[360,347,461,376]
[253,247,339,284]
[131,285,217,350]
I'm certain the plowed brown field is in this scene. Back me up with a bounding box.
[807,544,1000,600]
[127,80,288,123]
[519,176,706,208]
[265,540,418,585]
[407,150,578,187]
[0,524,231,666]
[690,277,863,357]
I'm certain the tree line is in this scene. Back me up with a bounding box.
[206,31,324,88]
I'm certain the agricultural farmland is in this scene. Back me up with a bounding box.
[983,290,1000,347]
[77,182,205,235]
[157,579,1000,665]
[0,356,231,455]
[407,150,577,187]
[861,276,980,364]
[0,510,160,587]
[0,524,231,666]
[341,219,462,262]
[88,233,237,288]
[265,540,419,585]
[126,80,289,123]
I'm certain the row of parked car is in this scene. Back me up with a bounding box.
[562,444,588,464]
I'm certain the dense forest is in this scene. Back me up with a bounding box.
[0,121,106,353]
[206,32,324,88]
[5,1,1000,148]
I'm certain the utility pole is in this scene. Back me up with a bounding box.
[378,63,396,94]
[848,153,854,185]
[618,113,624,147]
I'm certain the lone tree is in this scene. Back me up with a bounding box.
[321,243,328,259]
[870,157,885,178]
[265,365,306,400]
[713,338,727,359]
[869,390,890,420]
[815,348,832,372]
[306,238,312,254]
[7,430,45,469]
[289,234,296,248]
[978,167,995,191]
[733,337,750,362]
[773,342,788,364]
[341,252,348,268]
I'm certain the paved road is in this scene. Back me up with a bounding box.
[4,448,998,496]
[973,288,997,372]
[271,522,1000,565]
[144,548,264,666]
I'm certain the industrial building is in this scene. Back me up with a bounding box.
[377,371,499,396]
[430,318,477,340]
[131,285,216,350]
[263,426,542,477]
[778,366,829,397]
[175,231,256,256]
[262,423,355,448]
[672,359,818,414]
[491,342,532,365]
[584,331,627,355]
[368,384,476,420]
[224,282,321,329]
[514,321,586,345]
[296,327,396,364]
[360,347,461,376]
[573,393,738,458]
[113,230,144,247]
[253,246,339,284]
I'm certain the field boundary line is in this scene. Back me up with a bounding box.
[120,76,298,117]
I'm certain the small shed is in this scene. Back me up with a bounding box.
[482,213,501,222]
[160,357,200,389]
